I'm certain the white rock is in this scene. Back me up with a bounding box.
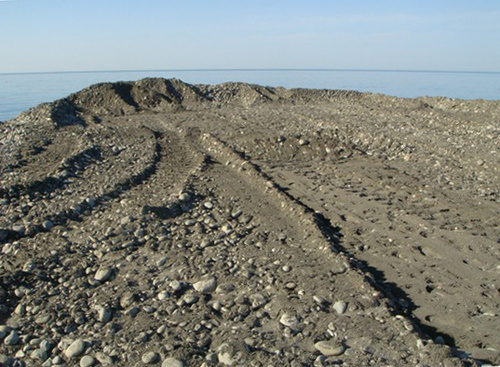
[333,300,347,314]
[193,276,217,294]
[80,355,96,367]
[279,313,300,330]
[314,340,346,356]
[94,267,113,282]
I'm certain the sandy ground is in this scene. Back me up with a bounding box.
[0,78,499,366]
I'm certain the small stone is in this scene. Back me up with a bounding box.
[0,325,10,339]
[142,351,160,364]
[314,341,346,356]
[80,355,96,367]
[94,267,113,282]
[64,339,86,359]
[182,294,199,305]
[435,336,445,345]
[4,330,19,345]
[0,354,13,367]
[279,313,300,330]
[162,357,185,367]
[169,280,186,292]
[203,202,213,210]
[96,305,112,323]
[313,296,327,305]
[193,276,217,294]
[95,352,113,365]
[42,220,54,230]
[30,348,48,362]
[333,301,347,314]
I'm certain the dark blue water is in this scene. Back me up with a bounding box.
[1,69,499,121]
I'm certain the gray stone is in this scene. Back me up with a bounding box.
[0,354,13,367]
[142,351,160,364]
[314,341,346,356]
[64,339,86,359]
[30,348,48,362]
[96,305,112,324]
[80,355,96,367]
[42,220,54,230]
[333,300,347,314]
[279,313,300,329]
[0,325,10,339]
[193,276,217,294]
[94,267,113,282]
[4,330,19,345]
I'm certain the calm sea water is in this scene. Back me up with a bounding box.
[1,69,499,121]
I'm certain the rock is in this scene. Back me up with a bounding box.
[95,352,114,365]
[42,220,54,230]
[249,293,268,310]
[4,330,19,345]
[279,313,301,330]
[96,305,112,323]
[142,351,160,364]
[0,325,10,339]
[162,357,185,367]
[64,339,86,359]
[30,348,48,362]
[94,267,113,282]
[314,341,346,356]
[193,276,217,294]
[333,300,347,314]
[80,355,96,367]
[0,354,13,367]
[169,280,186,292]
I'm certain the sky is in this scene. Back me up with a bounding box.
[0,0,499,73]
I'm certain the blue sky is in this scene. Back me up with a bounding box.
[0,0,499,73]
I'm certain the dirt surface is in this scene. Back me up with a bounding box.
[0,78,499,366]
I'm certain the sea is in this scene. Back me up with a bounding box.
[1,69,499,122]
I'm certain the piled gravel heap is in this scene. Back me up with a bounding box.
[1,78,498,366]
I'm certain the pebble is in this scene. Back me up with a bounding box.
[162,357,185,367]
[333,300,348,314]
[80,355,96,367]
[94,267,113,282]
[96,305,112,323]
[279,313,300,330]
[193,276,217,294]
[30,348,48,362]
[314,340,346,356]
[0,325,10,339]
[4,330,19,345]
[42,220,54,230]
[142,351,160,364]
[0,354,13,366]
[64,339,86,359]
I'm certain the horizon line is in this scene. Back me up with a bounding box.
[1,68,500,76]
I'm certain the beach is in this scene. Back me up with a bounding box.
[0,78,499,366]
